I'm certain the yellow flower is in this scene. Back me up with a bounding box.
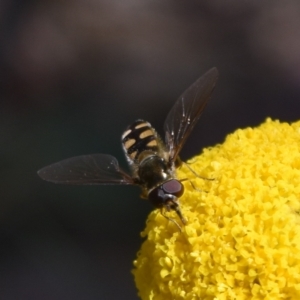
[132,119,300,300]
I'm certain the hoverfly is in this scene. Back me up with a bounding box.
[38,68,218,229]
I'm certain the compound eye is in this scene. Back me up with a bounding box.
[162,180,184,198]
[148,188,165,208]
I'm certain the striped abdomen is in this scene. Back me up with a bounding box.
[121,120,161,164]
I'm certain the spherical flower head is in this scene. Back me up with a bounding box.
[133,119,300,300]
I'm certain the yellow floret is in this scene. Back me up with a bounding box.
[132,119,300,300]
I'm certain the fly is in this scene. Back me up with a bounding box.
[38,68,219,229]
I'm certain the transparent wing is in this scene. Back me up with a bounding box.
[37,154,135,185]
[164,67,219,162]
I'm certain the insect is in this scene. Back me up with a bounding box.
[38,68,218,229]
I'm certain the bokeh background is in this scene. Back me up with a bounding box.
[1,1,300,299]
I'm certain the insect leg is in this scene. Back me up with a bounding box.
[182,161,214,181]
[180,177,208,193]
[160,208,183,232]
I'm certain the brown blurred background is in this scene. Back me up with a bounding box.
[1,1,300,299]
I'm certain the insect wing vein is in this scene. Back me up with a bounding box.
[37,154,134,185]
[164,67,219,161]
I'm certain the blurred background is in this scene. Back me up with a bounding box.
[1,0,300,299]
